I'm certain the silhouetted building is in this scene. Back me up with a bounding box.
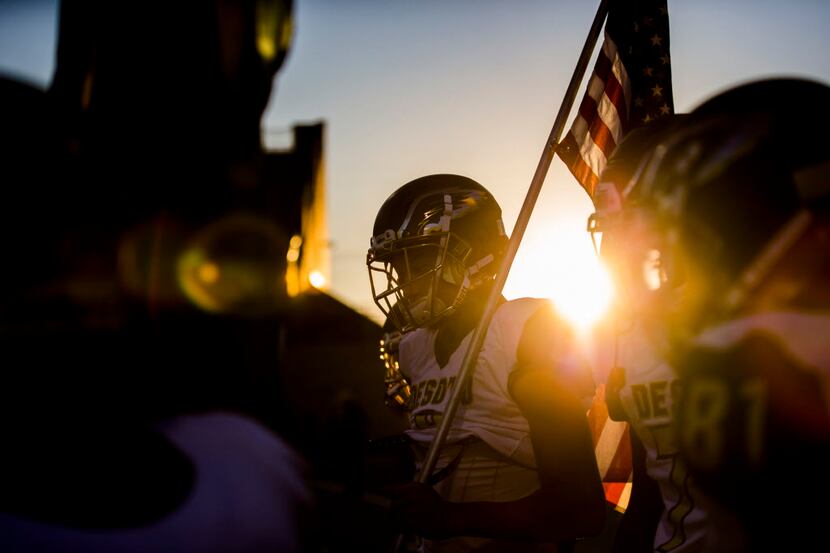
[261,122,406,444]
[263,122,331,297]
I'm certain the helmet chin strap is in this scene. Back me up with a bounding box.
[464,254,495,287]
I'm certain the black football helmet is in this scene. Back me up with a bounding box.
[367,174,508,332]
[634,78,830,331]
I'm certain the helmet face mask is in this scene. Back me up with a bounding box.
[367,175,506,332]
[368,234,470,330]
[586,116,690,321]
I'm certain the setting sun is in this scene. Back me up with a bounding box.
[504,216,614,332]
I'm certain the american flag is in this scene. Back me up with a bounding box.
[558,0,674,198]
[589,385,633,511]
[561,0,674,511]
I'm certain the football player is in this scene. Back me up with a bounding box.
[367,174,605,552]
[631,78,830,552]
[587,114,714,553]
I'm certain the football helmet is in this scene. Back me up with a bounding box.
[635,78,830,330]
[587,114,688,315]
[367,174,508,332]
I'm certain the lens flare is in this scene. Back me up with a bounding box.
[504,217,614,332]
[177,213,288,315]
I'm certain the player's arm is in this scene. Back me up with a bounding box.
[498,303,606,539]
[444,366,606,541]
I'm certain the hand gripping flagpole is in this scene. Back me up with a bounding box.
[391,0,612,550]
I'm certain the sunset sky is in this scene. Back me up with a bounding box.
[2,0,829,325]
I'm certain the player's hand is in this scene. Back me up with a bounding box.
[385,482,455,539]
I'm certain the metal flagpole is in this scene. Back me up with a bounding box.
[392,0,612,550]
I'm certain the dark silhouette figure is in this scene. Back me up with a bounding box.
[0,1,311,551]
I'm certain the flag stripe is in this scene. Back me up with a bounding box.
[601,34,631,131]
[616,481,633,513]
[587,384,633,482]
[587,383,610,448]
[577,89,618,158]
[589,40,627,149]
[570,115,609,189]
[560,33,631,193]
[575,53,621,156]
[596,418,629,479]
[558,133,600,196]
[604,423,633,482]
[604,480,633,512]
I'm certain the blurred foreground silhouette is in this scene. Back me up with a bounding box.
[0,1,405,551]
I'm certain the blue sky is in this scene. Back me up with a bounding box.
[2,0,830,322]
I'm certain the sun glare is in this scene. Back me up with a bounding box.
[504,218,614,332]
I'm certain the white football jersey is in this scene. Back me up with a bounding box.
[679,311,830,552]
[400,298,586,553]
[593,320,712,552]
[399,297,584,470]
